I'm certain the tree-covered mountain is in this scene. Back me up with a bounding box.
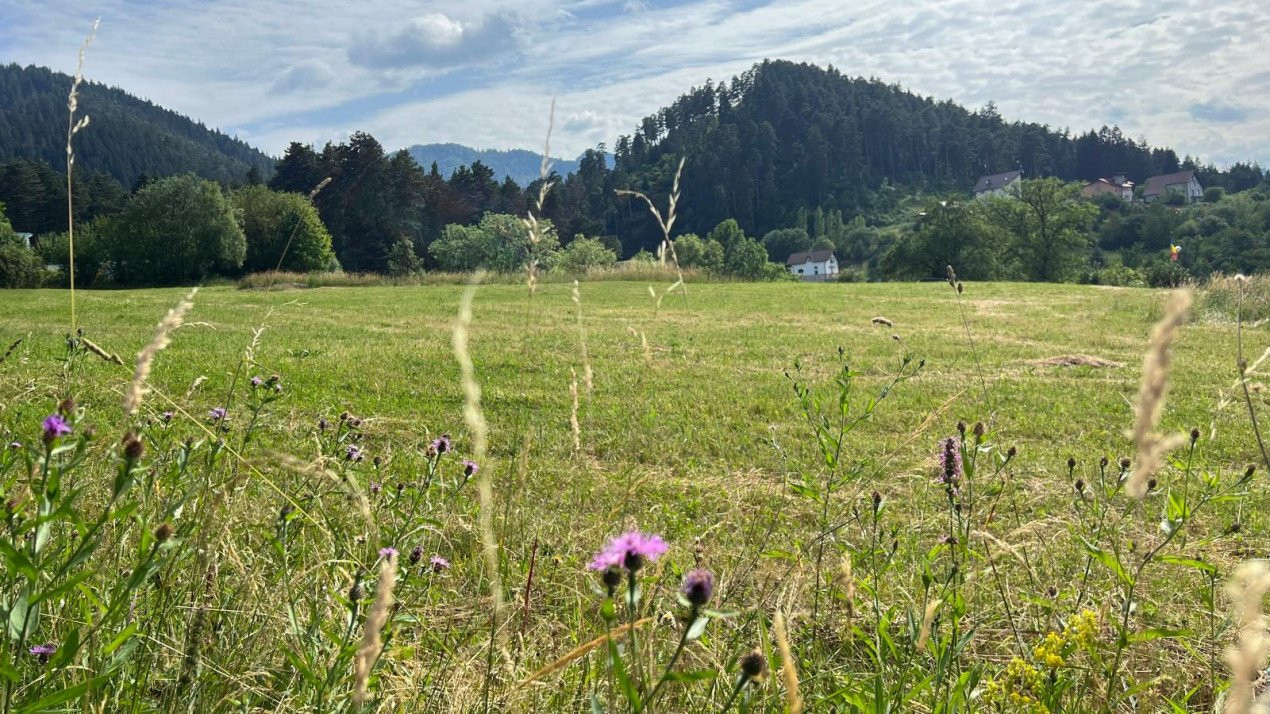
[603,59,1262,241]
[0,63,274,187]
[405,143,579,186]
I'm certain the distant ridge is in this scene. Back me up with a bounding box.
[405,142,581,186]
[0,63,275,186]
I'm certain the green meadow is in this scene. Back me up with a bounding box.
[0,280,1265,711]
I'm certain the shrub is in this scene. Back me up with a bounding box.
[723,237,769,279]
[1093,265,1144,287]
[1142,259,1189,288]
[836,264,869,282]
[99,174,245,285]
[556,237,617,274]
[0,242,41,288]
[429,213,558,272]
[1204,186,1225,203]
[385,239,424,277]
[233,185,334,273]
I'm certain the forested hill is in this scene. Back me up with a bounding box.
[0,63,274,187]
[611,59,1207,237]
[406,143,579,186]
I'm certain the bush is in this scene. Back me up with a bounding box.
[385,240,424,277]
[0,242,41,288]
[556,237,617,274]
[100,174,245,285]
[233,185,334,273]
[429,214,558,272]
[1142,260,1189,288]
[1204,186,1225,203]
[1093,265,1144,287]
[723,237,769,279]
[836,264,869,282]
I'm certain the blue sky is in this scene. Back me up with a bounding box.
[2,0,1267,166]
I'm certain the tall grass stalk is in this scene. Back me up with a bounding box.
[64,18,100,335]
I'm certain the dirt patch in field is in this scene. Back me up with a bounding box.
[1028,354,1124,368]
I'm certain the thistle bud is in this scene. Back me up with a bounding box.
[1120,457,1131,470]
[601,566,622,595]
[973,421,986,438]
[740,649,768,682]
[155,522,174,542]
[1066,457,1077,470]
[1190,427,1201,443]
[1006,446,1017,458]
[122,432,145,461]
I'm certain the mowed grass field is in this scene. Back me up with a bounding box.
[0,279,1266,711]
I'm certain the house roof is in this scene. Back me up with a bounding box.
[973,170,1021,193]
[1142,170,1198,196]
[786,249,836,266]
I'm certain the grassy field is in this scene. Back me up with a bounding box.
[0,279,1266,712]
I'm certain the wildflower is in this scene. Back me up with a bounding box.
[601,566,622,595]
[369,482,381,496]
[155,522,174,542]
[272,383,283,394]
[431,434,452,455]
[379,547,397,559]
[57,397,75,416]
[588,530,669,572]
[1067,609,1098,649]
[28,644,56,662]
[42,414,72,443]
[430,555,451,573]
[208,407,227,422]
[462,459,479,476]
[937,437,962,485]
[681,569,714,607]
[1066,456,1077,470]
[318,416,329,431]
[122,432,144,460]
[1033,631,1066,669]
[345,445,364,462]
[408,546,423,565]
[739,648,768,682]
[250,376,263,388]
[939,534,958,546]
[162,411,174,424]
[9,441,21,449]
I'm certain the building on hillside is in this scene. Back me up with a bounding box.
[1081,174,1134,201]
[786,249,838,281]
[973,170,1022,198]
[1142,170,1203,203]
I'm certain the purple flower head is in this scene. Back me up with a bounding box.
[273,383,283,394]
[681,568,715,607]
[209,407,228,422]
[345,445,364,462]
[937,436,962,485]
[462,459,479,477]
[318,416,329,431]
[161,411,174,424]
[8,441,20,450]
[430,555,451,573]
[369,481,382,496]
[28,644,56,661]
[409,546,424,565]
[431,435,452,455]
[42,414,72,443]
[588,530,669,572]
[379,547,398,558]
[250,376,263,388]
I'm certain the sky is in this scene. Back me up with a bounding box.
[1,0,1268,166]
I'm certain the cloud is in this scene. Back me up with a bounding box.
[347,12,525,69]
[272,59,336,94]
[1189,100,1249,123]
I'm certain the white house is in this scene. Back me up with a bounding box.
[1142,170,1203,203]
[973,170,1022,199]
[786,249,838,281]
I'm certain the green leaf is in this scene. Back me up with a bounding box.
[282,648,320,688]
[685,616,709,641]
[590,693,605,714]
[1082,539,1131,586]
[1158,555,1216,575]
[0,540,38,582]
[1129,627,1190,643]
[6,590,36,642]
[608,638,641,709]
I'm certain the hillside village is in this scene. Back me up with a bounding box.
[974,168,1206,204]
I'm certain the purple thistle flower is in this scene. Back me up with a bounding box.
[250,376,263,388]
[409,546,423,565]
[161,411,174,424]
[369,481,381,496]
[28,644,55,662]
[41,414,71,443]
[345,445,364,462]
[209,407,228,422]
[8,441,20,450]
[462,459,479,476]
[431,435,452,455]
[379,547,398,558]
[681,568,715,607]
[937,436,962,485]
[588,530,669,572]
[430,555,451,573]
